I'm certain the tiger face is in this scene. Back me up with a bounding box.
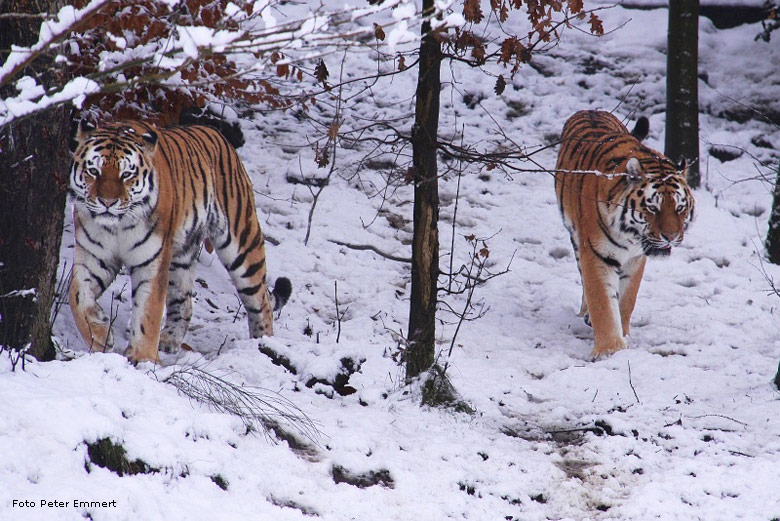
[618,158,695,258]
[69,122,158,223]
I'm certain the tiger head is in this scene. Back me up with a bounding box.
[620,157,695,257]
[69,121,159,223]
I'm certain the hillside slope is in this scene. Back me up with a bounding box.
[2,3,780,520]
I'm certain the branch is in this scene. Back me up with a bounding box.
[0,0,110,88]
[329,239,411,263]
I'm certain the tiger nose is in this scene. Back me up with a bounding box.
[661,232,682,244]
[98,197,118,208]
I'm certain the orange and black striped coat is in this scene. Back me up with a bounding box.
[554,110,694,356]
[68,121,291,362]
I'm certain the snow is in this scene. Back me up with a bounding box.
[2,2,780,521]
[0,0,421,126]
[0,0,109,85]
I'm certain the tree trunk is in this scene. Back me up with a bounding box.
[767,163,780,389]
[766,163,780,264]
[0,0,70,362]
[775,360,780,390]
[665,0,700,189]
[406,0,441,381]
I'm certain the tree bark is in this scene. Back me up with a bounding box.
[775,360,780,390]
[767,163,780,389]
[766,163,780,264]
[0,0,70,361]
[406,0,441,381]
[665,0,700,189]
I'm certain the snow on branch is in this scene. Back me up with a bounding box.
[0,0,110,87]
[0,0,447,128]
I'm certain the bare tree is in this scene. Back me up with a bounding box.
[665,0,700,189]
[766,163,780,264]
[764,160,780,388]
[406,0,441,381]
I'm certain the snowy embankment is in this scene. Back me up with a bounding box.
[2,3,780,521]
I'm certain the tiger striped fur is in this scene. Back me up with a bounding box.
[554,110,695,356]
[68,121,291,363]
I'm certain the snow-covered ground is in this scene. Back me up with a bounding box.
[2,3,780,520]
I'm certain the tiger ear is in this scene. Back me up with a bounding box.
[630,116,649,142]
[626,157,643,180]
[140,130,158,155]
[70,119,95,152]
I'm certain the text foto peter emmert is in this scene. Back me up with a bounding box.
[12,499,118,508]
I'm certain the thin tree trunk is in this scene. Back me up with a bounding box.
[768,163,780,387]
[665,0,700,189]
[0,0,70,362]
[406,0,441,381]
[775,360,780,390]
[766,163,780,264]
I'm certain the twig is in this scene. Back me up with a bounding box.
[216,335,228,357]
[303,50,348,246]
[334,280,342,344]
[232,296,244,323]
[329,239,411,263]
[448,126,465,293]
[161,363,322,448]
[440,235,511,375]
[689,414,748,428]
[627,360,640,404]
[50,262,73,328]
[102,282,126,352]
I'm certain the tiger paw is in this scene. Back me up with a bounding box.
[158,333,181,354]
[95,330,115,353]
[86,321,114,353]
[591,336,627,358]
[159,344,180,354]
[124,345,159,365]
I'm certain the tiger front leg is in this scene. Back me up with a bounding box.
[69,242,120,353]
[124,255,171,363]
[69,265,116,353]
[579,246,626,357]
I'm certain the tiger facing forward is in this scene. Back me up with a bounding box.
[68,121,291,363]
[554,110,694,356]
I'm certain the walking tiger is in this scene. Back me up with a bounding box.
[68,121,291,363]
[554,110,695,356]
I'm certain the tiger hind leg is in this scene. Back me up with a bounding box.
[213,226,277,338]
[159,249,198,353]
[569,233,591,327]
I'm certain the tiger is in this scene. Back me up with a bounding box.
[554,110,695,357]
[68,120,292,363]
